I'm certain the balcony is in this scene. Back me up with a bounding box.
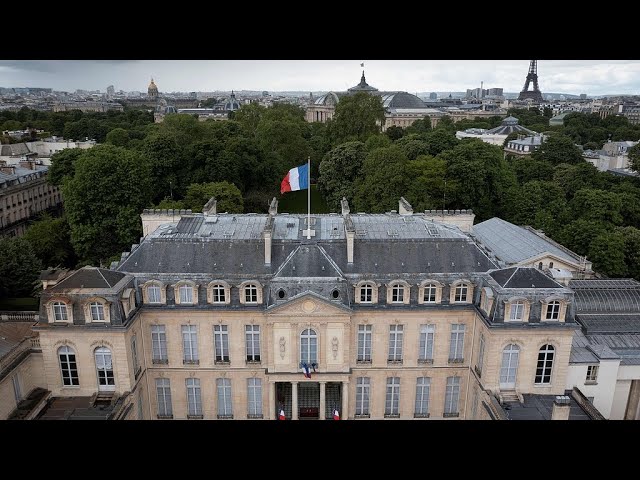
[414,413,430,418]
[183,359,200,365]
[443,412,459,418]
[417,358,434,365]
[152,358,169,365]
[448,358,464,364]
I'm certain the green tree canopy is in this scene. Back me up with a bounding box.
[588,230,627,277]
[47,148,85,187]
[353,145,409,212]
[22,214,76,269]
[569,188,624,225]
[394,134,430,160]
[105,127,130,147]
[629,142,640,172]
[404,155,447,211]
[183,181,244,213]
[328,92,385,145]
[532,134,584,165]
[405,117,432,135]
[317,141,367,211]
[0,237,42,298]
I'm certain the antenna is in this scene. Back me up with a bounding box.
[442,179,447,220]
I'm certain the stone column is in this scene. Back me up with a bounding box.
[292,381,298,420]
[319,381,326,420]
[342,381,349,420]
[268,382,275,420]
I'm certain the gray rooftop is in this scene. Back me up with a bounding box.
[503,392,591,420]
[473,217,583,266]
[507,136,544,147]
[0,322,35,360]
[489,266,563,289]
[50,266,126,292]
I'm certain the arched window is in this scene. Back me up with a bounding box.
[549,262,554,269]
[546,301,560,320]
[90,302,105,321]
[95,347,115,391]
[211,284,226,303]
[58,346,79,386]
[454,283,469,302]
[509,301,524,321]
[535,345,555,385]
[53,302,68,322]
[538,262,543,270]
[179,284,193,304]
[300,329,317,365]
[423,284,437,303]
[500,344,520,389]
[245,284,258,304]
[147,284,161,304]
[360,283,374,303]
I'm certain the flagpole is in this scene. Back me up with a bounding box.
[307,155,311,240]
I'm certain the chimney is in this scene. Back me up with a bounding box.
[19,160,36,170]
[263,216,274,265]
[551,395,571,420]
[398,197,413,215]
[203,197,217,215]
[344,215,355,264]
[268,197,278,216]
[0,165,16,175]
[341,197,350,216]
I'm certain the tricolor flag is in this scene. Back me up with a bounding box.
[333,408,340,420]
[302,362,311,379]
[279,407,286,420]
[280,163,309,195]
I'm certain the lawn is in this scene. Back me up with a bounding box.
[0,297,40,311]
[278,184,331,214]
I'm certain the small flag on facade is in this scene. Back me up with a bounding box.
[302,362,311,379]
[333,407,340,420]
[279,407,286,420]
[280,163,309,194]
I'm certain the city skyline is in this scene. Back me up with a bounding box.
[1,60,639,96]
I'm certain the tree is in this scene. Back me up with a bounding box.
[105,127,130,147]
[558,219,608,257]
[588,231,627,277]
[48,148,85,186]
[233,103,266,136]
[629,142,640,172]
[317,141,367,211]
[364,134,391,151]
[508,156,555,185]
[435,115,456,132]
[353,146,409,212]
[552,162,604,199]
[141,131,185,201]
[22,214,77,269]
[154,197,186,210]
[328,92,385,145]
[395,134,430,160]
[532,134,584,165]
[423,128,459,156]
[0,237,42,298]
[183,181,243,213]
[506,181,569,229]
[617,226,640,280]
[63,144,153,265]
[385,125,405,141]
[405,117,432,135]
[569,188,623,225]
[404,155,447,211]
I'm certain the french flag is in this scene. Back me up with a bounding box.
[302,363,311,379]
[279,408,286,420]
[280,163,309,194]
[333,408,340,420]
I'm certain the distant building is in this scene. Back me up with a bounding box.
[503,135,545,157]
[106,85,115,99]
[148,78,158,100]
[429,92,437,100]
[52,101,123,113]
[456,116,536,146]
[583,140,638,172]
[549,112,573,127]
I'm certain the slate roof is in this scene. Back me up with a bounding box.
[488,266,563,289]
[49,266,126,292]
[0,322,35,360]
[503,392,591,420]
[486,116,537,136]
[473,217,582,265]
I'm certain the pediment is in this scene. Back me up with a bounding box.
[267,290,352,316]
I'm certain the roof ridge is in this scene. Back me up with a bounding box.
[503,266,520,287]
[272,245,301,278]
[96,267,112,287]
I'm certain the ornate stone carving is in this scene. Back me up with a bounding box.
[279,336,286,359]
[331,336,339,359]
[302,300,316,313]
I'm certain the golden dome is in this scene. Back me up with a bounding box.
[148,78,158,91]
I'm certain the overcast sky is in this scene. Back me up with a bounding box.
[1,60,639,96]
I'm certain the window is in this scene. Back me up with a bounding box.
[156,378,173,418]
[355,377,370,417]
[360,284,373,303]
[53,302,68,321]
[12,375,22,403]
[247,378,262,418]
[546,301,560,320]
[423,284,436,303]
[151,325,168,363]
[444,376,460,417]
[216,378,233,418]
[586,365,599,383]
[357,325,372,362]
[186,378,202,417]
[182,325,199,364]
[388,325,404,362]
[500,344,520,388]
[245,325,261,362]
[509,301,524,321]
[391,284,404,303]
[418,324,435,362]
[476,334,485,377]
[385,377,400,417]
[90,302,105,321]
[147,285,161,304]
[245,284,258,303]
[58,346,79,386]
[131,335,139,374]
[454,284,468,302]
[95,347,115,388]
[179,284,193,304]
[449,324,465,362]
[535,345,555,385]
[212,284,226,303]
[415,377,430,417]
[214,325,230,363]
[300,329,317,364]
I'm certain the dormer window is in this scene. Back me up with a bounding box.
[143,281,166,305]
[387,281,410,305]
[53,302,68,322]
[361,284,373,303]
[418,280,443,305]
[423,284,436,303]
[541,297,567,323]
[90,302,105,321]
[355,281,379,304]
[509,301,524,321]
[454,284,468,302]
[179,285,193,304]
[392,285,404,303]
[207,281,231,305]
[245,284,258,303]
[546,301,560,320]
[450,280,474,304]
[212,285,226,303]
[148,285,161,304]
[505,297,530,323]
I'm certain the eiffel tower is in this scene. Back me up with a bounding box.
[518,60,544,102]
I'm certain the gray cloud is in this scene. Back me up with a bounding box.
[0,60,638,96]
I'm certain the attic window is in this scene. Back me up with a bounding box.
[331,289,340,299]
[286,222,295,228]
[387,229,399,237]
[277,289,286,300]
